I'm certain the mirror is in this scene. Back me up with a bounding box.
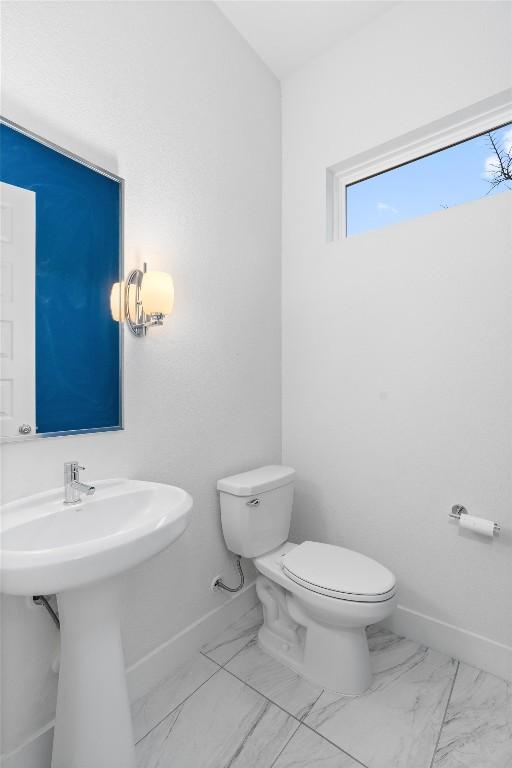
[0,117,123,442]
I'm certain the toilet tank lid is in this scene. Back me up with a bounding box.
[217,465,295,496]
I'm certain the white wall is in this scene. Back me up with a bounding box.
[0,0,280,757]
[282,0,512,654]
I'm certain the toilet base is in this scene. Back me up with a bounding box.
[257,618,371,695]
[255,573,395,695]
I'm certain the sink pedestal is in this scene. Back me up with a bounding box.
[1,478,193,766]
[51,576,136,768]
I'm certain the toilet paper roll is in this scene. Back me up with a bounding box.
[459,514,495,537]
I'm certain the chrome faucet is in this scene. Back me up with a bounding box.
[63,462,96,504]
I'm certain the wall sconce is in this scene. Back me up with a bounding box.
[110,263,174,336]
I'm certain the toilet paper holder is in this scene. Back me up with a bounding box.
[449,504,501,536]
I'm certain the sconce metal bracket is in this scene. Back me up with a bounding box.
[125,263,165,337]
[125,267,146,336]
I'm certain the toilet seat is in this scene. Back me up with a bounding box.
[281,541,396,602]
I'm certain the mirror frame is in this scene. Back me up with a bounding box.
[0,116,124,443]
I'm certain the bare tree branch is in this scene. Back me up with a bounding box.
[485,130,512,193]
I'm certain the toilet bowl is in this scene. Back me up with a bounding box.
[254,541,396,693]
[217,465,396,694]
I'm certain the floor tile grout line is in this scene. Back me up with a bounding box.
[222,633,260,667]
[299,717,371,768]
[134,662,223,746]
[220,663,310,724]
[203,620,369,767]
[221,665,370,768]
[136,637,295,751]
[268,720,302,768]
[211,626,371,768]
[137,658,303,763]
[428,659,460,768]
[200,649,225,667]
[199,607,263,664]
[201,629,261,669]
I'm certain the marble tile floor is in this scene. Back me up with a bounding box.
[135,605,512,768]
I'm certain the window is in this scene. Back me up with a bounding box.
[326,93,512,241]
[346,123,511,237]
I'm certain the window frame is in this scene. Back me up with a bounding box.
[326,89,512,242]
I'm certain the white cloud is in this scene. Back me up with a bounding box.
[377,201,398,214]
[483,155,500,179]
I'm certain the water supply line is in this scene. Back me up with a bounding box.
[213,555,245,593]
[33,595,60,630]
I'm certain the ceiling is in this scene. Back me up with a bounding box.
[216,1,398,80]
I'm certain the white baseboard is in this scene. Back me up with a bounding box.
[0,727,53,768]
[382,604,512,682]
[126,580,258,703]
[0,582,258,768]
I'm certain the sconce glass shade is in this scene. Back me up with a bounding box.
[141,271,174,316]
[110,281,125,322]
[127,281,138,320]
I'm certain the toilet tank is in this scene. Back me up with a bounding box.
[217,465,295,558]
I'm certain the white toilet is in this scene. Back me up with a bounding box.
[218,465,397,694]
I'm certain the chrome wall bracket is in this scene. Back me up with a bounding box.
[449,504,468,520]
[125,262,165,337]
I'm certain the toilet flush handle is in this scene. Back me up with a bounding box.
[246,498,260,507]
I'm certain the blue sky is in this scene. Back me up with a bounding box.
[346,122,512,237]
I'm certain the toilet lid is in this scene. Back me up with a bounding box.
[281,541,396,602]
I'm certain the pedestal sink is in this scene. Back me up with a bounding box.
[0,478,193,768]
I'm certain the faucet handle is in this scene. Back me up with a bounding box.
[64,461,85,479]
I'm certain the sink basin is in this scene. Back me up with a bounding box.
[1,478,193,595]
[0,478,193,768]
